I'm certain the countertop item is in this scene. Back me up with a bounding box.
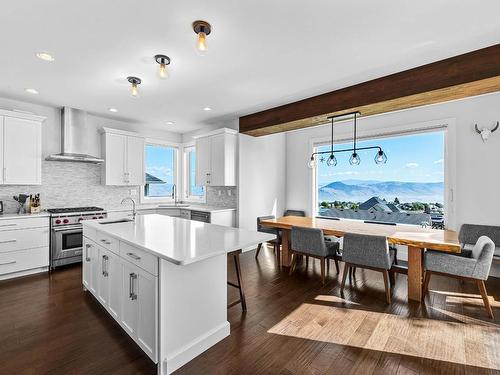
[83,214,272,265]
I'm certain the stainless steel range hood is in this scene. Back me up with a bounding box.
[46,107,104,163]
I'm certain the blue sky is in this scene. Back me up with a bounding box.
[317,131,445,186]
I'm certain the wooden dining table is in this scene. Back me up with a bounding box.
[260,216,461,302]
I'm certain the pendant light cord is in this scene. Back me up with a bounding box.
[330,117,334,155]
[353,112,357,153]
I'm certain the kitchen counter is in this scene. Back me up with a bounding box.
[105,204,236,214]
[0,212,50,220]
[83,214,272,265]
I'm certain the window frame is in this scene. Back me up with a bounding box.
[182,142,206,202]
[140,139,180,204]
[310,118,457,229]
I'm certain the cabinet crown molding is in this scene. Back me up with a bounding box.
[100,127,144,138]
[192,127,238,139]
[0,108,46,122]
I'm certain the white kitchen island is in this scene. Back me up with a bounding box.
[82,214,273,374]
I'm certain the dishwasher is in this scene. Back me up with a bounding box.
[190,210,211,223]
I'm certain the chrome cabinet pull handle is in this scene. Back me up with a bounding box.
[129,273,138,300]
[126,252,141,261]
[85,244,91,262]
[0,260,16,266]
[0,239,16,244]
[100,239,111,245]
[102,255,109,277]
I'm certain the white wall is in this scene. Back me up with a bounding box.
[285,92,500,275]
[238,133,286,231]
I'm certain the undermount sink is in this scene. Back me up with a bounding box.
[99,218,134,225]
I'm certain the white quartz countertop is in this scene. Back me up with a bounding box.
[83,214,273,265]
[105,205,236,214]
[0,212,50,220]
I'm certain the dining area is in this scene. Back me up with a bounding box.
[255,212,497,318]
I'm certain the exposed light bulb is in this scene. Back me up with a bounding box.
[375,150,387,164]
[130,82,139,97]
[349,152,361,166]
[196,31,208,55]
[158,63,169,79]
[326,154,337,167]
[308,156,317,169]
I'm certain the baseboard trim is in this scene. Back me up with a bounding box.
[163,321,230,374]
[0,266,48,281]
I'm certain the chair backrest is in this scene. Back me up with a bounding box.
[257,215,276,234]
[284,210,306,217]
[459,224,500,247]
[342,233,391,270]
[471,235,495,280]
[291,226,327,257]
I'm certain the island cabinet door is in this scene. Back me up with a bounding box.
[136,269,157,362]
[97,246,110,306]
[107,251,122,320]
[121,260,138,337]
[83,239,98,295]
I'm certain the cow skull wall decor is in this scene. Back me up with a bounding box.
[475,121,499,142]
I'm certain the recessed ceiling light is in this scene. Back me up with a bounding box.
[203,107,212,111]
[24,88,39,94]
[108,108,118,113]
[35,52,55,62]
[166,121,174,125]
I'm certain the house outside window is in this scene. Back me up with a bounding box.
[142,142,178,203]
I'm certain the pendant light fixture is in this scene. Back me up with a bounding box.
[308,111,388,168]
[192,20,211,55]
[154,55,171,79]
[127,76,141,98]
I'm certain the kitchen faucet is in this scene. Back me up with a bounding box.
[121,197,136,221]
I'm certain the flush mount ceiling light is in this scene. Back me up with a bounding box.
[127,76,141,98]
[35,52,55,62]
[308,111,387,169]
[154,54,171,79]
[24,88,39,94]
[203,107,212,111]
[166,121,174,125]
[192,20,211,55]
[108,107,118,113]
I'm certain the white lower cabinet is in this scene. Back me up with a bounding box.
[83,233,157,363]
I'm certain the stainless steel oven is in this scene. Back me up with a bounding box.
[49,207,106,269]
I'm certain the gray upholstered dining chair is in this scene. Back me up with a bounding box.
[340,233,396,304]
[424,235,495,318]
[458,224,500,263]
[255,215,281,267]
[290,226,341,285]
[284,209,306,217]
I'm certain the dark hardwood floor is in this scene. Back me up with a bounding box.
[1,247,499,374]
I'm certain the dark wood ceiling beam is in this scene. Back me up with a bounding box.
[239,44,500,136]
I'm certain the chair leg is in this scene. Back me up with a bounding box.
[423,272,432,296]
[389,270,395,286]
[477,280,494,319]
[341,264,349,293]
[334,259,340,274]
[320,257,325,285]
[352,267,357,277]
[289,254,297,276]
[275,243,281,269]
[255,243,262,259]
[305,256,309,270]
[382,270,391,304]
[326,258,330,274]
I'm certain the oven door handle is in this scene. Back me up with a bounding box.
[52,225,82,233]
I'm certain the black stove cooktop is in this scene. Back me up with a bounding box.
[47,206,104,214]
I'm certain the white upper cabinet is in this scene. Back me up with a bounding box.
[101,128,145,186]
[195,128,237,186]
[0,110,44,185]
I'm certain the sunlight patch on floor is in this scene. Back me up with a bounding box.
[267,302,500,370]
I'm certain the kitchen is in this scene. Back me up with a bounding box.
[1,1,500,375]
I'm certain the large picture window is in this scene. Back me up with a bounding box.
[183,146,205,201]
[315,131,445,227]
[143,143,177,201]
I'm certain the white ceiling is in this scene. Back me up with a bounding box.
[0,1,499,133]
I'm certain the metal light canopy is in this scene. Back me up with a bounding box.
[127,76,142,98]
[308,111,387,168]
[154,54,171,79]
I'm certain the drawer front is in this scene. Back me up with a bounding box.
[120,242,158,276]
[96,231,119,255]
[0,247,49,275]
[0,227,49,253]
[0,217,49,231]
[83,226,97,243]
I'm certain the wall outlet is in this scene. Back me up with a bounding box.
[129,189,137,196]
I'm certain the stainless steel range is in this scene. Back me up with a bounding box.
[49,207,107,269]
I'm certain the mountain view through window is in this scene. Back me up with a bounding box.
[316,131,445,227]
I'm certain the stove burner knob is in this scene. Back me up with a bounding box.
[98,216,104,219]
[55,219,61,224]
[92,217,97,220]
[78,218,84,222]
[63,219,69,224]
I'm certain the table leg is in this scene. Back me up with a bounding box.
[407,246,424,302]
[281,229,291,267]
